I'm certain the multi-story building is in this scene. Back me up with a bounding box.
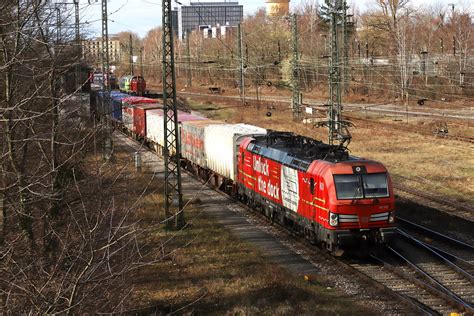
[176,1,243,40]
[82,35,121,65]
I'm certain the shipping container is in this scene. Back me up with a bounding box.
[181,120,223,168]
[133,103,162,138]
[121,97,155,132]
[95,90,114,118]
[204,124,267,181]
[146,110,206,155]
[110,92,128,122]
[122,96,156,107]
[145,109,164,149]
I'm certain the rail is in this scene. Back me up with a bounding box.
[391,232,474,313]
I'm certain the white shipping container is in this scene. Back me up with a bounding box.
[181,120,223,168]
[146,108,166,149]
[204,124,266,181]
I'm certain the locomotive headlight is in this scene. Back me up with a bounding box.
[388,211,395,224]
[329,212,339,227]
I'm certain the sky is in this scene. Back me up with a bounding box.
[77,0,470,38]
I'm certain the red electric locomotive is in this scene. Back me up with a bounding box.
[237,131,396,253]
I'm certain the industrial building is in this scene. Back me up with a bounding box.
[176,1,243,40]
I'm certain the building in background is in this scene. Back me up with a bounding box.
[266,0,290,17]
[82,35,121,67]
[201,24,237,39]
[82,36,121,64]
[177,1,243,40]
[171,8,179,37]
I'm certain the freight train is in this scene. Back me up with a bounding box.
[91,91,396,254]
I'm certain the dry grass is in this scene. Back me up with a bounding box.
[186,99,236,122]
[127,197,375,315]
[104,140,375,314]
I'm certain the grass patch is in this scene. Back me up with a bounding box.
[186,98,235,121]
[126,197,375,315]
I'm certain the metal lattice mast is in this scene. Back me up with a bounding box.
[74,0,80,43]
[290,13,301,121]
[327,0,341,145]
[342,0,349,95]
[140,47,144,77]
[186,32,192,87]
[325,0,352,147]
[162,0,184,228]
[129,34,134,75]
[237,23,246,106]
[74,0,80,89]
[101,0,111,113]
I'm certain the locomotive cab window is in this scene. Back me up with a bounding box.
[334,175,363,199]
[334,173,389,200]
[362,173,389,198]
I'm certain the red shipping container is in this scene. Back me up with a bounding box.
[133,103,163,138]
[122,96,155,106]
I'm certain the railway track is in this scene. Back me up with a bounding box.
[397,217,474,277]
[350,255,451,315]
[176,91,474,123]
[347,217,474,315]
[185,171,474,315]
[394,180,474,223]
[345,114,474,144]
[114,129,474,315]
[232,196,473,315]
[227,195,474,315]
[388,230,474,314]
[174,90,474,145]
[225,203,428,315]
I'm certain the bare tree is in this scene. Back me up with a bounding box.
[0,2,169,313]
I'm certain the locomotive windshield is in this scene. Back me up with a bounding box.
[334,173,389,200]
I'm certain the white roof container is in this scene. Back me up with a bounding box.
[204,124,267,180]
[181,120,224,169]
[146,109,165,148]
